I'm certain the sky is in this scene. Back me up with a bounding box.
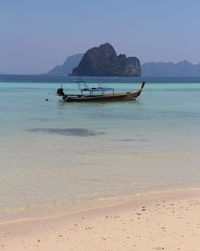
[0,0,200,74]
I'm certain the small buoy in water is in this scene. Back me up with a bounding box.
[46,98,49,101]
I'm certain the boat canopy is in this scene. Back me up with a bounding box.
[77,81,114,95]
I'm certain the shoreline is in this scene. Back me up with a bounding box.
[1,185,200,226]
[1,187,200,250]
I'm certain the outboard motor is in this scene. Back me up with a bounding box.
[62,95,68,102]
[57,86,65,96]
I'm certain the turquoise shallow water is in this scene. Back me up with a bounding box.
[0,79,200,222]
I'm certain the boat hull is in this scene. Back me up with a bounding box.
[63,91,141,102]
[58,81,145,103]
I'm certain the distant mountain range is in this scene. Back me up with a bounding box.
[46,55,200,77]
[142,60,200,77]
[47,53,83,75]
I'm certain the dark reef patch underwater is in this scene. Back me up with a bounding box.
[30,128,104,137]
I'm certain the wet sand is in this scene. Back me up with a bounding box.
[1,189,200,250]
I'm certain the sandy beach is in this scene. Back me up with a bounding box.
[1,188,200,251]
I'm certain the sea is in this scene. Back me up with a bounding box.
[0,75,200,223]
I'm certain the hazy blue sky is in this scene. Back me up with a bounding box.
[0,0,200,74]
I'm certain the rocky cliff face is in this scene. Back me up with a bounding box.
[72,43,141,76]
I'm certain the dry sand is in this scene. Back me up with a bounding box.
[1,189,200,251]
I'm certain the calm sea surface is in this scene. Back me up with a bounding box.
[0,76,200,222]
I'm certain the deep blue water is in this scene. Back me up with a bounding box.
[1,74,200,83]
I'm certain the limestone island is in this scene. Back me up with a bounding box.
[72,43,141,76]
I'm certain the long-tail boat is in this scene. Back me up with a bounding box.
[56,81,145,102]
